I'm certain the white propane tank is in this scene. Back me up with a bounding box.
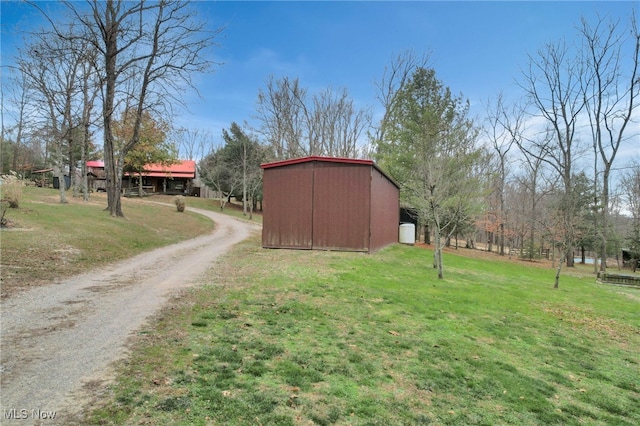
[399,223,415,245]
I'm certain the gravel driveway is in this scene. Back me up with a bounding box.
[0,207,259,424]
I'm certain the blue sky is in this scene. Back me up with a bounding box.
[2,1,638,155]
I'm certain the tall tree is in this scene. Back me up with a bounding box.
[256,76,305,159]
[519,148,555,261]
[519,36,589,281]
[220,123,266,216]
[621,163,640,270]
[51,0,221,216]
[78,45,100,201]
[199,122,267,214]
[375,67,481,279]
[370,51,430,153]
[256,76,372,159]
[484,93,520,255]
[17,23,90,204]
[3,68,31,175]
[199,147,237,211]
[579,13,640,272]
[174,127,212,161]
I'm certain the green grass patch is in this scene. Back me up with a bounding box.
[0,187,215,296]
[86,238,640,425]
[177,195,263,224]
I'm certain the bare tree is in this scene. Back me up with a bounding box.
[519,148,557,262]
[580,13,640,272]
[504,179,529,257]
[78,45,100,201]
[310,87,372,158]
[620,162,640,271]
[198,123,265,214]
[199,147,237,210]
[621,163,640,226]
[3,69,32,175]
[3,71,27,171]
[256,76,306,159]
[17,24,90,204]
[519,38,589,282]
[371,50,431,145]
[174,127,212,161]
[256,76,372,159]
[48,0,222,217]
[244,141,270,220]
[484,93,520,256]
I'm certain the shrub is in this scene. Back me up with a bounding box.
[1,172,24,209]
[1,200,9,227]
[174,195,186,212]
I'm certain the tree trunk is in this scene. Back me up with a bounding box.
[102,2,124,217]
[138,173,144,197]
[432,223,444,279]
[436,236,444,279]
[81,139,89,202]
[54,165,68,204]
[566,246,575,267]
[104,150,125,217]
[104,144,116,214]
[53,141,68,204]
[554,253,565,289]
[69,133,77,198]
[242,143,248,216]
[432,230,438,269]
[114,162,124,215]
[528,201,536,261]
[600,167,611,272]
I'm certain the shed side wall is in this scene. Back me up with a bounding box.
[312,162,370,251]
[370,166,400,251]
[262,162,314,249]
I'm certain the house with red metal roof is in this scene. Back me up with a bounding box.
[124,160,197,195]
[86,160,198,195]
[86,160,107,192]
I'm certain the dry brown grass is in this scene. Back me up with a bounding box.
[0,188,214,299]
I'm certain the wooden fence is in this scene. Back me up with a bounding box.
[596,272,640,288]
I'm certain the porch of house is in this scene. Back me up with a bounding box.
[122,176,193,196]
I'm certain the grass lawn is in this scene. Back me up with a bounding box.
[0,187,216,297]
[86,235,639,425]
[183,195,263,224]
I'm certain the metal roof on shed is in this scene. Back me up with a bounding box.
[261,156,399,188]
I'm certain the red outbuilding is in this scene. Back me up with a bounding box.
[261,156,400,252]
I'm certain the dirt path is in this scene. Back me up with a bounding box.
[0,207,259,424]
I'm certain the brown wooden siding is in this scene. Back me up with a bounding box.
[369,167,400,251]
[261,156,399,252]
[312,162,371,251]
[262,162,314,249]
